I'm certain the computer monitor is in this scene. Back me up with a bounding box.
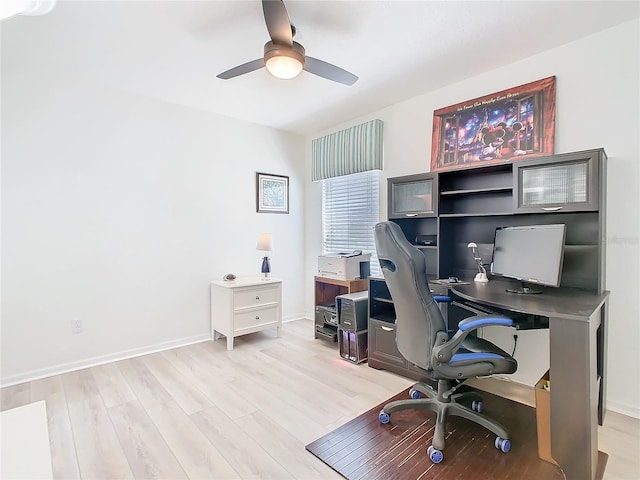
[490,224,566,294]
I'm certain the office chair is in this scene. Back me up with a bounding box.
[374,221,518,464]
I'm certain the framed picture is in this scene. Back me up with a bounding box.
[430,76,556,172]
[256,172,289,214]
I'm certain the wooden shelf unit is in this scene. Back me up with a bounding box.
[314,276,368,341]
[314,276,368,305]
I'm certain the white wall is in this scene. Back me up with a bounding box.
[305,19,640,418]
[1,76,306,384]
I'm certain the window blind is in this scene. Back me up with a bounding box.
[322,170,380,276]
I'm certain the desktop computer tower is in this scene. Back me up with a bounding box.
[336,291,369,363]
[336,291,369,331]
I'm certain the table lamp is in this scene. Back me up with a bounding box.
[256,233,273,280]
[467,242,488,282]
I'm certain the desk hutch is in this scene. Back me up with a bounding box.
[387,148,606,289]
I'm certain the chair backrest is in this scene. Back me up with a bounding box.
[374,221,447,371]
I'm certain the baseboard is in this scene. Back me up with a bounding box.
[2,317,310,388]
[0,334,211,388]
[283,313,308,323]
[605,400,640,420]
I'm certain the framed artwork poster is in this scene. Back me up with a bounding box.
[430,76,556,172]
[256,172,289,214]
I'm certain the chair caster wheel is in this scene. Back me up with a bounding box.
[495,437,511,453]
[379,410,390,424]
[427,445,444,463]
[472,400,484,413]
[409,388,421,399]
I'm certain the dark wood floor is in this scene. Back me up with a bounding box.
[306,387,565,480]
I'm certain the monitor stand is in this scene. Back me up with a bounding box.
[505,281,543,294]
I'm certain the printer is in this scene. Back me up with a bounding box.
[318,251,371,280]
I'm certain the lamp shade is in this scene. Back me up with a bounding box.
[265,55,303,80]
[264,41,305,80]
[256,233,273,252]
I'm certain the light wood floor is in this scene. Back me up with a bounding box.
[1,319,638,479]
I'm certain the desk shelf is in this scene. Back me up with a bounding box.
[439,211,514,218]
[440,186,513,196]
[369,312,396,324]
[371,296,394,304]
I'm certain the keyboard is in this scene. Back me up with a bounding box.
[456,300,501,316]
[456,300,541,329]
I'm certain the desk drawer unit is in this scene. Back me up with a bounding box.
[368,319,405,369]
[210,277,282,350]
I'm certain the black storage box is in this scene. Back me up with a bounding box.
[339,328,368,363]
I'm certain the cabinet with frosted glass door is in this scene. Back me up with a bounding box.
[513,149,604,213]
[388,173,438,218]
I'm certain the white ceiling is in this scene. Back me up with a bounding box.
[2,1,639,135]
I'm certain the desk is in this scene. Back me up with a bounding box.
[451,279,609,480]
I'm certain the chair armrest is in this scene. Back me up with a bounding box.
[433,295,452,303]
[433,315,513,363]
[458,315,513,331]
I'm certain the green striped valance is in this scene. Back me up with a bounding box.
[312,119,383,181]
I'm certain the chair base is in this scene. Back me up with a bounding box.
[381,379,510,451]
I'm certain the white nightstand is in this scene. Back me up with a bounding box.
[210,277,282,350]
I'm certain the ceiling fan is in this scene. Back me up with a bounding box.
[216,0,358,85]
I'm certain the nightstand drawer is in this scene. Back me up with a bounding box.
[234,305,279,332]
[234,286,279,309]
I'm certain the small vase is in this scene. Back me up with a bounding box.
[261,256,271,280]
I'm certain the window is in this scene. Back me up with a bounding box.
[322,170,380,276]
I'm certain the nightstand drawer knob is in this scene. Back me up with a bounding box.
[256,296,260,300]
[255,315,260,320]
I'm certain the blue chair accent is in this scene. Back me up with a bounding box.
[432,295,451,303]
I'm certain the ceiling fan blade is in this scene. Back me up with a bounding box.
[304,57,358,86]
[262,0,293,46]
[217,58,266,80]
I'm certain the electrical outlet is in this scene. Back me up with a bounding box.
[70,319,83,334]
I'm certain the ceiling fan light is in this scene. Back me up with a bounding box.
[263,41,305,80]
[266,55,303,80]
